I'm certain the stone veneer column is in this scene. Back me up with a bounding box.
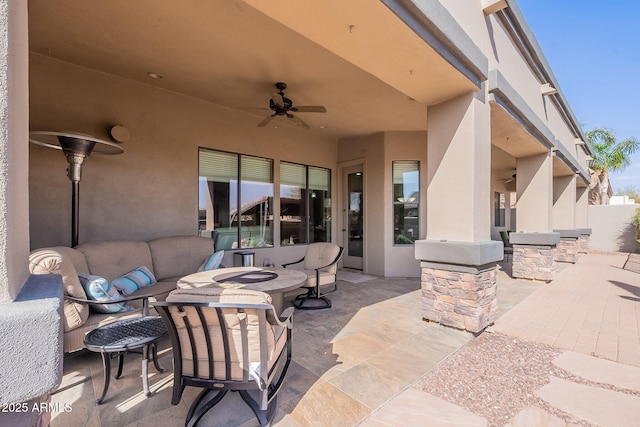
[421,266,497,333]
[510,232,560,282]
[415,240,502,334]
[553,229,580,263]
[577,228,591,253]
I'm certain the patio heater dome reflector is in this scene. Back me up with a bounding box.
[29,131,124,247]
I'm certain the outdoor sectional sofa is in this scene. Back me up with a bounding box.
[29,235,218,352]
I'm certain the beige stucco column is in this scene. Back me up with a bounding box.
[511,152,560,281]
[415,91,501,334]
[515,153,553,231]
[426,93,491,241]
[553,174,576,229]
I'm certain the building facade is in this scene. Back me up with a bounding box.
[0,0,591,422]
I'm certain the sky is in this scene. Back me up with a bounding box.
[516,0,640,193]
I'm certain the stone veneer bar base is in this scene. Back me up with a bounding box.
[421,267,497,334]
[512,245,556,282]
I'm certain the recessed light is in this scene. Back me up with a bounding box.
[319,125,327,129]
[147,72,163,79]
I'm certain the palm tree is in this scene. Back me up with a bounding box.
[587,127,639,204]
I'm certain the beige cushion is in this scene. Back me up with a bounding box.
[303,242,341,274]
[167,288,272,305]
[166,288,283,382]
[148,235,215,280]
[29,247,90,331]
[76,240,154,281]
[301,269,338,288]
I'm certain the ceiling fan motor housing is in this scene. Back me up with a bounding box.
[257,82,325,129]
[270,96,294,114]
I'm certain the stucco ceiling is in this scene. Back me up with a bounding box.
[27,0,474,138]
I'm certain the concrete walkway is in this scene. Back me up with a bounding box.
[495,252,640,366]
[364,252,640,427]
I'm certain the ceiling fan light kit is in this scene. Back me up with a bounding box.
[258,82,326,129]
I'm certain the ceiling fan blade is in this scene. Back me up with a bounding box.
[293,105,327,113]
[257,115,275,128]
[270,93,284,108]
[289,114,310,129]
[501,174,516,183]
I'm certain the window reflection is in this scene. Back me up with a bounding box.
[199,149,273,249]
[393,160,420,245]
[280,162,331,245]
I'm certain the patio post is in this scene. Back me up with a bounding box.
[415,91,502,334]
[511,153,559,281]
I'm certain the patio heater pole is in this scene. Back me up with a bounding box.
[29,131,124,247]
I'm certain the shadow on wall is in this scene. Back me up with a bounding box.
[616,222,639,253]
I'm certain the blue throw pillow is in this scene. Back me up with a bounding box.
[78,272,134,314]
[111,266,157,295]
[198,250,225,272]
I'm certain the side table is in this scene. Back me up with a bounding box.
[83,316,167,404]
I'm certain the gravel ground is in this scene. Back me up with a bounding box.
[415,332,640,427]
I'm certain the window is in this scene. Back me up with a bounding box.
[393,160,419,245]
[494,192,506,227]
[199,149,273,250]
[280,162,331,245]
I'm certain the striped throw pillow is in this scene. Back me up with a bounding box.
[111,266,157,295]
[78,272,134,314]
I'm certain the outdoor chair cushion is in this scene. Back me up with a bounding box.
[29,246,90,331]
[76,240,154,282]
[166,288,285,381]
[148,235,216,280]
[302,242,341,274]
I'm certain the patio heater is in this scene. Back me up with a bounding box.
[29,131,124,247]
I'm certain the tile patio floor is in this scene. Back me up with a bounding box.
[49,252,638,426]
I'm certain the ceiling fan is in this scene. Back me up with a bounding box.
[257,82,326,129]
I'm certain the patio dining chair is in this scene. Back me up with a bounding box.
[282,242,344,310]
[500,231,513,261]
[152,288,293,427]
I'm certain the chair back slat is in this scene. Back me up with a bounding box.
[177,306,200,379]
[151,291,293,425]
[214,306,234,381]
[238,309,250,383]
[194,306,215,380]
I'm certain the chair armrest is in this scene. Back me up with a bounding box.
[281,257,305,268]
[279,307,294,324]
[65,292,154,305]
[65,291,156,316]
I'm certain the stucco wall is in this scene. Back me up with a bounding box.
[338,133,385,276]
[588,204,639,253]
[0,0,30,302]
[0,2,63,416]
[29,55,339,268]
[383,131,427,277]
